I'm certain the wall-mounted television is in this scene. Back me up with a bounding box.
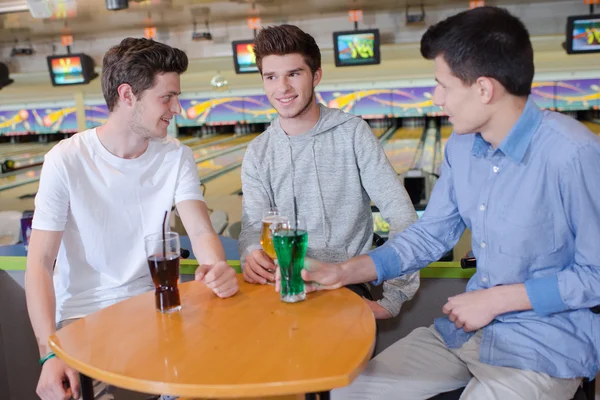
[566,14,600,54]
[46,53,98,86]
[333,29,381,67]
[232,40,259,74]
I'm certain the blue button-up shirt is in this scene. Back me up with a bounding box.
[370,99,600,379]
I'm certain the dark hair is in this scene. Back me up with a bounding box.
[420,6,534,97]
[253,25,321,75]
[101,38,188,112]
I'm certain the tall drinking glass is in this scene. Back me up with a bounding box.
[261,207,285,284]
[144,232,181,313]
[273,217,308,303]
[260,208,280,261]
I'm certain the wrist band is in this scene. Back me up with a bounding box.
[39,352,56,366]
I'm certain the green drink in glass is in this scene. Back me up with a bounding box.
[273,217,308,303]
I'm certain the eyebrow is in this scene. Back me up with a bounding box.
[162,91,181,96]
[262,68,305,77]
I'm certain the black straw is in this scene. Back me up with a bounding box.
[162,211,167,259]
[288,197,298,292]
[292,197,298,235]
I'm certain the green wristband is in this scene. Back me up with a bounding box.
[39,352,56,366]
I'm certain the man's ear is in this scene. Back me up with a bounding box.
[117,83,135,107]
[476,77,495,105]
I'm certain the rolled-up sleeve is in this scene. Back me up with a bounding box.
[525,144,600,315]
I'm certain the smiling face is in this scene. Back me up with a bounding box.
[432,56,489,135]
[260,53,322,121]
[129,72,182,139]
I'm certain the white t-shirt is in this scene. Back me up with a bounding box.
[32,128,204,322]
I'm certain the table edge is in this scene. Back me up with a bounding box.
[48,283,377,397]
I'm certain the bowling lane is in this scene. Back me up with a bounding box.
[382,126,424,174]
[438,124,454,161]
[2,133,233,170]
[195,133,259,179]
[203,167,242,196]
[191,134,258,160]
[441,125,453,138]
[582,121,600,135]
[371,127,388,138]
[0,169,42,199]
[0,142,58,160]
[181,133,235,149]
[196,148,246,178]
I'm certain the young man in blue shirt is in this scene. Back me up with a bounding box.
[297,6,600,399]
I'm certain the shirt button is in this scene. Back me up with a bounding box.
[479,204,486,211]
[480,242,487,248]
[493,166,500,173]
[482,277,488,283]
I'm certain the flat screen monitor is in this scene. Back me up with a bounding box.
[566,14,600,54]
[46,54,97,86]
[333,29,381,67]
[232,40,259,74]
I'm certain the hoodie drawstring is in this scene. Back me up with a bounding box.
[311,139,329,243]
[287,141,296,218]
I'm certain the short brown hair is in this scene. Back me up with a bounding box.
[253,25,321,75]
[101,38,188,112]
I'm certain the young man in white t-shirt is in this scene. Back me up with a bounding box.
[25,38,239,400]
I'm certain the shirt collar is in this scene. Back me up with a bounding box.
[471,98,543,163]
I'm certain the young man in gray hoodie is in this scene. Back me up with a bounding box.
[238,24,419,319]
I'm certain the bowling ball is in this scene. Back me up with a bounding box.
[4,159,15,171]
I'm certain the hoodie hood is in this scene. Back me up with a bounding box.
[271,103,355,139]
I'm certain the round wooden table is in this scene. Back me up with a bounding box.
[49,275,376,399]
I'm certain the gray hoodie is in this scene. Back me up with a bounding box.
[239,104,419,316]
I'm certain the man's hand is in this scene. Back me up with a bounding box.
[195,261,238,298]
[301,258,346,292]
[273,258,346,293]
[36,357,80,400]
[442,288,501,332]
[365,299,393,319]
[242,249,276,284]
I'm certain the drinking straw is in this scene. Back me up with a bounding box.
[288,197,299,292]
[162,211,167,259]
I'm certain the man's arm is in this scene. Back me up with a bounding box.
[25,146,80,399]
[524,144,600,315]
[304,134,466,288]
[367,133,466,284]
[405,144,600,332]
[25,146,69,356]
[174,146,237,298]
[353,120,420,318]
[176,200,238,298]
[238,147,277,284]
[176,200,226,264]
[353,120,417,236]
[25,229,62,358]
